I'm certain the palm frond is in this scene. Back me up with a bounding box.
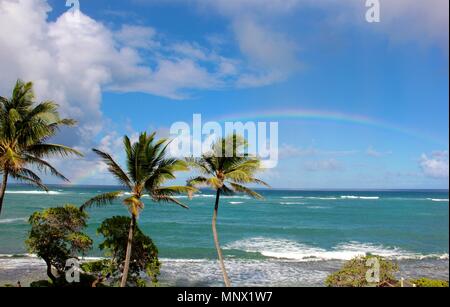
[151,194,189,209]
[123,195,144,216]
[23,154,69,182]
[92,148,132,189]
[11,172,48,192]
[229,182,263,199]
[27,143,83,158]
[80,191,123,211]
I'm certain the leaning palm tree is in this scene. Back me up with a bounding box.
[0,79,82,216]
[186,134,269,287]
[80,132,194,287]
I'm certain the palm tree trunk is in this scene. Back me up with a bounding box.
[212,189,231,287]
[0,169,9,217]
[120,214,136,287]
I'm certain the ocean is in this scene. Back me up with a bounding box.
[0,185,448,286]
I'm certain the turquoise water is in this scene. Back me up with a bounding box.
[0,185,448,286]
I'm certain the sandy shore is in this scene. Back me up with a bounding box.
[1,256,448,287]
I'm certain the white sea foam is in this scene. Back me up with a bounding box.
[281,196,304,199]
[229,202,244,205]
[222,195,250,199]
[224,237,447,261]
[341,195,379,200]
[282,196,338,200]
[279,202,305,205]
[5,190,63,195]
[0,217,27,224]
[1,253,448,287]
[427,198,449,202]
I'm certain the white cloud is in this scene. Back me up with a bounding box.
[366,146,392,157]
[197,0,448,50]
[232,18,301,87]
[279,144,357,159]
[115,24,159,49]
[304,159,343,172]
[376,0,449,49]
[419,151,449,179]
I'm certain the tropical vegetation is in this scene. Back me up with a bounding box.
[186,134,268,287]
[92,216,161,287]
[0,79,81,216]
[80,132,194,287]
[26,205,93,285]
[325,255,399,287]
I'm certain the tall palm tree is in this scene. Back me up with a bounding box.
[81,132,194,287]
[186,135,269,287]
[0,80,82,216]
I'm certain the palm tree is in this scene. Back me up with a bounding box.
[0,80,82,216]
[81,132,194,287]
[186,134,269,287]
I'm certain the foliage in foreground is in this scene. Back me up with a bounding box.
[409,278,449,287]
[325,255,399,287]
[89,216,161,287]
[26,205,93,285]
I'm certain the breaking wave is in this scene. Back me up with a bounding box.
[224,237,448,262]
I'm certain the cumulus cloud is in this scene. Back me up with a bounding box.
[419,151,449,179]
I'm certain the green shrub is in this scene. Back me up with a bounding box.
[97,216,161,287]
[30,280,53,287]
[410,278,449,287]
[26,205,93,285]
[325,255,399,287]
[81,259,111,274]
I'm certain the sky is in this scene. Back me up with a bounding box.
[0,0,448,189]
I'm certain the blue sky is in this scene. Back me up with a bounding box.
[0,0,448,189]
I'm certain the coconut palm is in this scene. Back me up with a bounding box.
[186,135,269,287]
[0,80,82,216]
[80,132,194,287]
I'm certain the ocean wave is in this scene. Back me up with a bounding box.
[229,202,244,205]
[341,195,379,200]
[279,202,306,205]
[0,217,27,224]
[222,196,250,199]
[5,190,63,195]
[281,196,304,199]
[224,237,448,262]
[427,198,449,202]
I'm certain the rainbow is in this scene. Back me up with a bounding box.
[68,108,447,185]
[213,108,446,145]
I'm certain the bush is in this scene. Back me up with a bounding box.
[325,255,399,287]
[81,259,112,275]
[30,280,53,287]
[409,278,449,287]
[26,205,93,285]
[97,216,161,287]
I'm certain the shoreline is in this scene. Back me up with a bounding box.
[1,255,448,287]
